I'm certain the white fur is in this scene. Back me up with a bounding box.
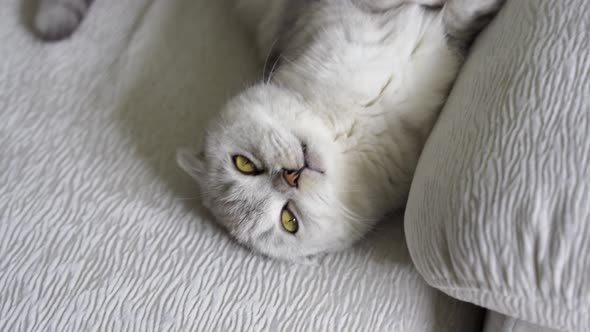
[179,0,492,260]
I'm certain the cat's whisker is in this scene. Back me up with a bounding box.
[315,192,378,227]
[334,199,379,224]
[334,189,374,195]
[278,56,308,77]
[262,38,280,81]
[266,54,283,84]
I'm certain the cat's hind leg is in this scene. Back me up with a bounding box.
[34,0,94,41]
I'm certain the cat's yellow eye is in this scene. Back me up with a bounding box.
[233,155,258,175]
[281,206,298,234]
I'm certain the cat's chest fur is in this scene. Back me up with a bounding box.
[272,3,461,211]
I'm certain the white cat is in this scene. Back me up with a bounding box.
[178,0,503,261]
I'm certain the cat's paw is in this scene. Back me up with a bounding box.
[34,4,84,41]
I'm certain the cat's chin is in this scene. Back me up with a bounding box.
[297,168,324,192]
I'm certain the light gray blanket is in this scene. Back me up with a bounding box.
[0,0,479,330]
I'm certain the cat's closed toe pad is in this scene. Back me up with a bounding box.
[34,4,82,41]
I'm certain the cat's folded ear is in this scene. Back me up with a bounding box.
[177,148,206,181]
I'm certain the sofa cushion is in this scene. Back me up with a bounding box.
[405,0,590,331]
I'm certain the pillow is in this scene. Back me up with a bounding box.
[404,0,590,330]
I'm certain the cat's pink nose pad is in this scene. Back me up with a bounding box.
[282,169,300,188]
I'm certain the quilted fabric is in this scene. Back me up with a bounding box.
[405,0,590,331]
[0,0,482,331]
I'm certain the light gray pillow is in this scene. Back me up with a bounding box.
[405,0,590,331]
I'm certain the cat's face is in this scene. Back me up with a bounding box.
[178,84,373,261]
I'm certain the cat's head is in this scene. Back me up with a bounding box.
[178,84,377,261]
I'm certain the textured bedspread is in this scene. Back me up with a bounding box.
[0,0,481,330]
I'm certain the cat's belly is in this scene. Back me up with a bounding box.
[278,3,458,117]
[329,10,461,212]
[274,2,462,212]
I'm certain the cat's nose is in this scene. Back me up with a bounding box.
[282,169,301,188]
